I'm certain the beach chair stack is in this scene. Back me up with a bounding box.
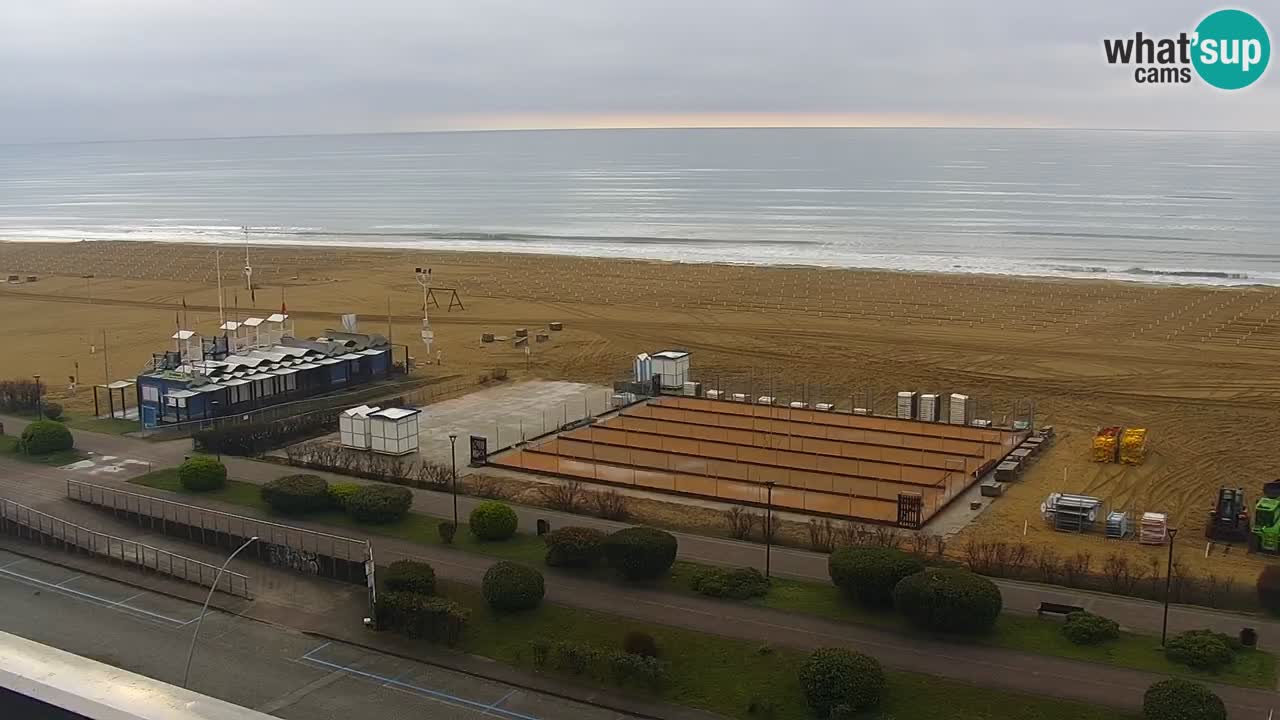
[1092,426,1122,462]
[1119,428,1148,465]
[1138,512,1169,545]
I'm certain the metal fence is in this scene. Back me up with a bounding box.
[0,498,252,599]
[66,480,371,585]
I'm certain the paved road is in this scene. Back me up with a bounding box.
[0,547,636,720]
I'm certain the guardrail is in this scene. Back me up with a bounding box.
[66,480,371,585]
[0,499,252,599]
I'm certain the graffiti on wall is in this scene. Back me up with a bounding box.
[266,544,320,575]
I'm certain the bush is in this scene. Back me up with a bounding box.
[544,526,606,568]
[892,568,1002,634]
[374,591,469,645]
[1164,630,1236,671]
[383,560,436,595]
[18,419,74,455]
[798,647,885,716]
[42,402,64,421]
[1258,565,1280,615]
[193,407,340,456]
[829,547,925,608]
[346,484,412,524]
[260,474,329,515]
[1142,678,1226,720]
[537,640,668,691]
[623,631,659,658]
[1062,611,1120,646]
[327,482,362,510]
[603,527,678,581]
[469,501,518,541]
[689,566,770,600]
[481,561,545,612]
[177,455,226,491]
[438,521,457,544]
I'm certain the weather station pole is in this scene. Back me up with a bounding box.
[183,536,258,689]
[416,267,434,357]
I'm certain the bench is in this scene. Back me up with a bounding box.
[1037,601,1085,618]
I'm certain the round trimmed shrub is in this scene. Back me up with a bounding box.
[1164,630,1235,671]
[481,561,545,612]
[1257,565,1280,615]
[327,482,362,510]
[469,501,518,541]
[1062,611,1120,646]
[603,527,678,581]
[623,630,660,658]
[892,568,1002,634]
[689,566,770,600]
[1142,678,1226,720]
[798,647,885,716]
[829,546,925,608]
[19,419,73,455]
[346,484,412,524]
[42,402,64,421]
[383,559,436,596]
[177,454,226,492]
[544,526,606,568]
[260,474,329,515]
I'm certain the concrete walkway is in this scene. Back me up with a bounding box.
[2,416,1278,718]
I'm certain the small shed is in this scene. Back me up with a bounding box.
[369,407,421,456]
[339,405,380,449]
[633,353,652,384]
[651,350,690,389]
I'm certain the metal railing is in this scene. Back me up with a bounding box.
[66,480,371,584]
[0,499,252,599]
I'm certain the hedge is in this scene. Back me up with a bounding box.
[374,591,469,645]
[1142,678,1226,720]
[531,639,668,691]
[327,482,362,510]
[689,566,770,600]
[193,408,340,457]
[828,546,924,608]
[18,420,73,455]
[892,568,1002,634]
[177,455,227,492]
[602,527,678,581]
[623,630,660,658]
[260,474,330,515]
[482,561,545,612]
[1164,630,1238,671]
[798,647,885,716]
[383,560,436,596]
[1062,611,1120,646]
[469,501,518,541]
[544,526,606,568]
[346,484,412,524]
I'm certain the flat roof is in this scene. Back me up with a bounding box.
[652,350,689,359]
[371,407,419,420]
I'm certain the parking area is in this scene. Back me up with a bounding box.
[0,548,635,720]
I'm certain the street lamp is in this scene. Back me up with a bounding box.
[764,481,776,578]
[183,536,258,688]
[448,433,459,527]
[33,375,41,420]
[1161,527,1179,646]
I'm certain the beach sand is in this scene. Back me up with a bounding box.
[2,240,1279,582]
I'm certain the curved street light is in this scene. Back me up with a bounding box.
[183,536,258,688]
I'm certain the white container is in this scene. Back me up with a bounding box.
[918,393,940,422]
[705,389,724,400]
[815,403,835,412]
[731,393,748,402]
[338,405,379,449]
[853,407,870,415]
[789,401,808,409]
[757,396,776,405]
[948,393,973,425]
[633,353,652,384]
[368,407,421,456]
[651,350,690,389]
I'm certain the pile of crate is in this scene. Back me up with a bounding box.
[1139,512,1169,545]
[1119,428,1148,465]
[1093,426,1122,462]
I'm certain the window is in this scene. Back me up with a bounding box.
[142,385,160,403]
[285,373,297,391]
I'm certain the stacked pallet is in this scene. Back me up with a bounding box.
[918,393,940,422]
[1105,511,1129,539]
[896,391,918,419]
[1138,512,1168,545]
[1120,428,1148,465]
[948,393,973,425]
[1092,427,1122,462]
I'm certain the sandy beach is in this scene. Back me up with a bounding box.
[2,239,1279,581]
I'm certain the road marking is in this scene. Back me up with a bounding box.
[0,566,189,626]
[490,689,517,708]
[54,574,84,587]
[300,643,540,720]
[110,591,146,607]
[0,558,26,570]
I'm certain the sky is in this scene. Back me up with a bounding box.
[1,0,1277,143]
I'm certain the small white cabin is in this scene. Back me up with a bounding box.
[369,407,421,456]
[651,350,690,389]
[338,405,380,449]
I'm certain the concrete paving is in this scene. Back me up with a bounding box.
[0,549,637,720]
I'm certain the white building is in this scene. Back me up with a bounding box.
[369,407,421,456]
[338,405,380,450]
[651,350,690,390]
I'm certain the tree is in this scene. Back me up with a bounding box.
[482,561,545,612]
[798,647,885,716]
[828,547,924,608]
[1142,678,1226,720]
[469,501,518,541]
[892,568,1002,634]
[602,527,678,581]
[177,455,226,491]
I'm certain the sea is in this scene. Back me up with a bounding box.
[2,128,1278,285]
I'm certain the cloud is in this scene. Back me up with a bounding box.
[0,0,1276,142]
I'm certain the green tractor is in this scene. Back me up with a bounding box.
[1249,481,1280,554]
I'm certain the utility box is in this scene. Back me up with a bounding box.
[368,407,421,456]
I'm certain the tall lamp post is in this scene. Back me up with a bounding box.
[764,481,776,578]
[33,375,42,420]
[183,536,258,689]
[448,433,459,527]
[1161,527,1179,646]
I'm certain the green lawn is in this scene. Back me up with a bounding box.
[63,414,141,435]
[128,469,1276,690]
[440,579,1131,720]
[0,434,88,466]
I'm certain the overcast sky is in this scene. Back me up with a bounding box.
[2,1,1276,143]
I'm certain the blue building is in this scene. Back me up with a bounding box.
[136,323,395,428]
